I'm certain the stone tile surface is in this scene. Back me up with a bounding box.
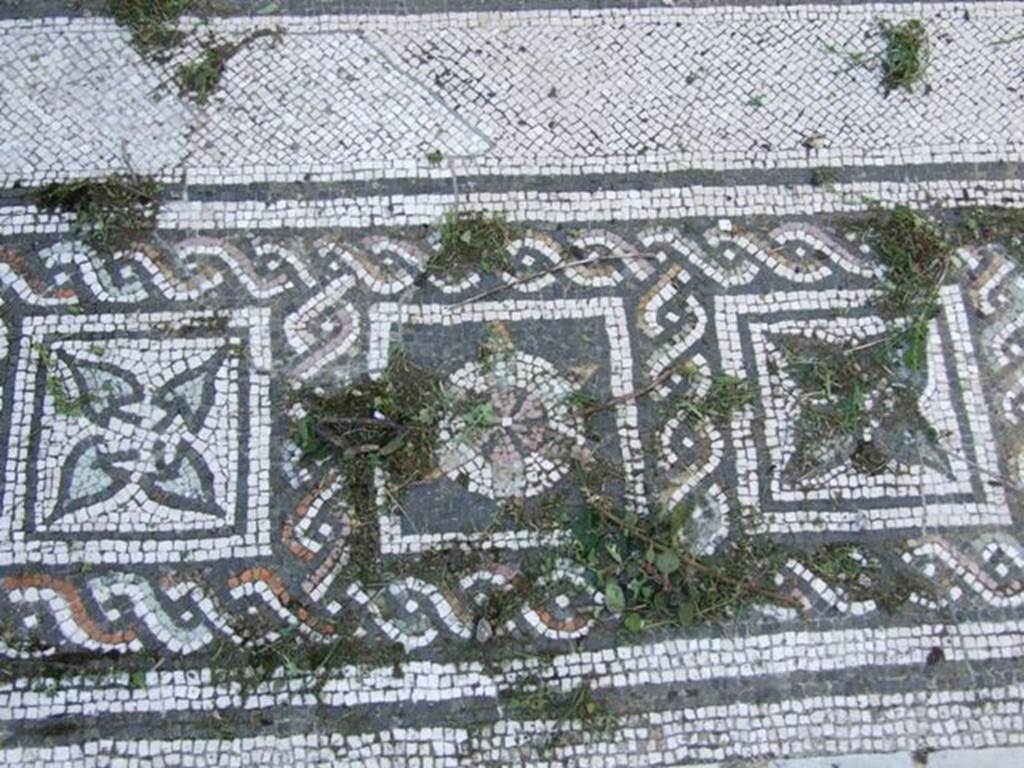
[1,2,1023,767]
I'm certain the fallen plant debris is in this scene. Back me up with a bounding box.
[779,334,947,483]
[857,205,952,374]
[32,173,162,254]
[764,207,955,484]
[576,364,685,419]
[177,29,283,105]
[949,206,1024,263]
[208,624,405,699]
[105,0,194,56]
[501,679,617,737]
[294,350,445,517]
[802,543,935,613]
[871,205,951,315]
[282,212,971,642]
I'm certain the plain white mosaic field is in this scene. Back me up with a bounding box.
[0,2,1023,186]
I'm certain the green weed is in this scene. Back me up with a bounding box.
[565,453,791,631]
[823,42,876,73]
[177,29,282,105]
[879,19,928,92]
[429,210,515,277]
[37,348,84,417]
[675,375,752,424]
[455,399,498,443]
[105,0,194,56]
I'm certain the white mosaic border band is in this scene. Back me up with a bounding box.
[2,2,1023,187]
[2,178,1023,236]
[3,684,1022,767]
[3,616,1023,722]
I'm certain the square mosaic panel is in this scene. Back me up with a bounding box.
[0,308,272,565]
[717,284,1011,535]
[367,298,646,554]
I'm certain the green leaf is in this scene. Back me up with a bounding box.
[295,416,328,458]
[604,581,626,613]
[677,600,695,626]
[623,613,644,633]
[655,550,682,575]
[254,1,281,14]
[568,507,601,556]
[605,541,623,565]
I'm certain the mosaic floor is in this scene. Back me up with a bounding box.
[2,1,1024,766]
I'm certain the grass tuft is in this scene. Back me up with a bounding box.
[810,167,839,189]
[33,174,161,254]
[879,19,928,92]
[176,43,233,104]
[428,210,515,277]
[870,206,950,315]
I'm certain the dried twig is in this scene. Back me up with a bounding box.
[452,254,660,308]
[579,365,682,418]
